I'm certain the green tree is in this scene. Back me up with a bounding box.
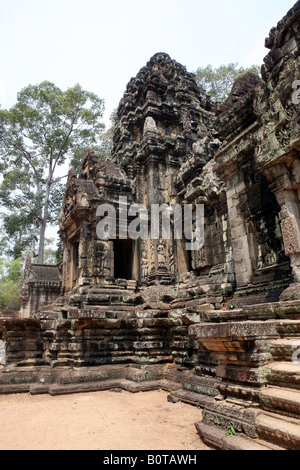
[0,81,105,263]
[70,108,117,170]
[0,213,39,260]
[0,257,23,311]
[194,63,260,102]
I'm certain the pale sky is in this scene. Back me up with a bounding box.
[0,0,296,245]
[0,0,296,127]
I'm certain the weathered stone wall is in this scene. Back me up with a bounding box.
[21,285,62,319]
[0,312,199,369]
[215,72,293,305]
[190,1,300,450]
[255,0,300,289]
[51,47,296,311]
[6,0,300,451]
[191,301,300,450]
[112,53,220,287]
[19,257,62,318]
[0,311,20,320]
[59,150,135,293]
[0,339,6,366]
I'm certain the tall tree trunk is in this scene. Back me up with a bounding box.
[37,171,52,264]
[38,216,47,264]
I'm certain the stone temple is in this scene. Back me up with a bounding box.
[1,1,300,450]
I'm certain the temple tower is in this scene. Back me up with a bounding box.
[112,52,218,285]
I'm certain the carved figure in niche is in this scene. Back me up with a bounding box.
[193,246,206,269]
[141,250,149,280]
[257,245,264,269]
[168,243,174,273]
[97,241,110,274]
[265,250,278,266]
[146,89,158,102]
[143,116,159,136]
[157,242,166,268]
[152,64,159,75]
[182,113,192,138]
[150,243,156,272]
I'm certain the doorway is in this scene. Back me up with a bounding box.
[113,239,134,280]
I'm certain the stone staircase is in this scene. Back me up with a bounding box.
[190,311,300,450]
[195,422,285,450]
[168,374,220,408]
[2,284,300,450]
[260,386,300,415]
[255,411,300,450]
[253,347,300,449]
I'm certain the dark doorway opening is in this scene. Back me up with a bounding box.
[73,241,79,286]
[113,239,134,280]
[187,249,193,272]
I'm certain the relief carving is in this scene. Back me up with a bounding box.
[280,206,300,255]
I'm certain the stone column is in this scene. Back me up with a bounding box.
[269,182,300,280]
[264,162,300,298]
[143,118,172,284]
[223,164,253,287]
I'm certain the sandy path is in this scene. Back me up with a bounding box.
[0,390,209,450]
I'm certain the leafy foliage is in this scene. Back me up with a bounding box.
[0,81,105,262]
[225,426,236,437]
[70,108,117,171]
[194,63,260,102]
[0,258,23,311]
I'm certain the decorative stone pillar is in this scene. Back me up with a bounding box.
[222,163,253,287]
[142,117,173,284]
[279,198,300,282]
[0,340,5,366]
[265,165,300,294]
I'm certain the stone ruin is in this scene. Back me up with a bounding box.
[19,256,61,318]
[1,1,300,451]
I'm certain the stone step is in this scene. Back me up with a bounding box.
[269,339,299,360]
[260,386,300,416]
[30,384,50,395]
[256,411,300,450]
[0,383,31,394]
[169,389,214,408]
[182,376,220,397]
[264,362,300,389]
[48,379,158,395]
[195,422,285,451]
[33,378,179,396]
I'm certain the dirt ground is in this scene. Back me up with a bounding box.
[0,390,209,450]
